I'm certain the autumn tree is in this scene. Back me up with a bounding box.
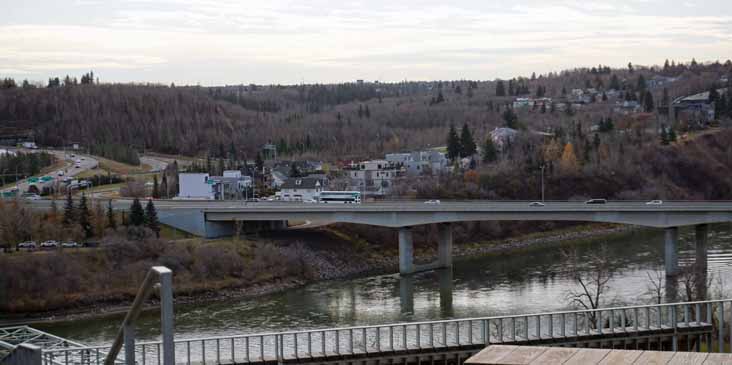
[559,143,579,174]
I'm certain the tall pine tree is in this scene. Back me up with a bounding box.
[106,199,117,230]
[482,137,498,163]
[129,198,145,226]
[459,123,477,157]
[446,124,461,161]
[145,199,160,238]
[78,193,92,238]
[63,192,75,226]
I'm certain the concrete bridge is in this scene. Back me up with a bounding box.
[27,199,732,276]
[146,200,732,276]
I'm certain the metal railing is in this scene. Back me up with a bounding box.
[95,266,175,365]
[42,298,732,364]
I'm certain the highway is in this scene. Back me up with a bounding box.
[4,149,98,194]
[25,199,732,212]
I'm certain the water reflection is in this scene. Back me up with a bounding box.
[36,224,732,346]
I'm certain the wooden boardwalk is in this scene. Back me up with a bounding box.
[465,345,732,365]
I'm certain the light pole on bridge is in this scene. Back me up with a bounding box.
[540,164,546,202]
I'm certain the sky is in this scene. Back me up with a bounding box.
[1,0,731,85]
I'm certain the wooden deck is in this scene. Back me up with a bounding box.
[465,345,732,365]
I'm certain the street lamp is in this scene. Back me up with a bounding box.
[540,165,546,202]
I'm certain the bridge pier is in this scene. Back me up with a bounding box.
[399,228,415,275]
[438,223,453,268]
[695,224,708,270]
[665,227,679,276]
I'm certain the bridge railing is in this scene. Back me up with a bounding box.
[41,299,731,365]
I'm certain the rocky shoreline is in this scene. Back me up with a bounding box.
[0,224,636,325]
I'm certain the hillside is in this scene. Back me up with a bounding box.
[0,61,729,162]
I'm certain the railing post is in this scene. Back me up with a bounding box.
[157,267,175,365]
[124,324,136,365]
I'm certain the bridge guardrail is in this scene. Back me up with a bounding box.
[42,299,732,364]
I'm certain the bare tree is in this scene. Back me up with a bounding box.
[563,244,613,328]
[645,270,665,304]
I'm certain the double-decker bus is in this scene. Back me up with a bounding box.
[318,191,362,204]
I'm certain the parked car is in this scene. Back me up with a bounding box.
[424,199,441,204]
[57,170,65,176]
[303,198,317,203]
[17,241,37,251]
[82,241,99,248]
[22,193,42,201]
[61,241,80,248]
[528,202,545,207]
[646,200,663,205]
[40,240,59,249]
[585,198,607,205]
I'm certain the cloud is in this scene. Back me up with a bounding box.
[1,0,731,84]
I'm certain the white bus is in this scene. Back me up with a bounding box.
[318,191,362,204]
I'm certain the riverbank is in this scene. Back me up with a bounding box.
[0,223,637,325]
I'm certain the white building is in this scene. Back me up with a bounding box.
[178,171,252,200]
[178,173,215,199]
[280,177,326,201]
[489,127,518,150]
[385,150,448,176]
[347,160,399,196]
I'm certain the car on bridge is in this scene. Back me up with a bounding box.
[646,200,664,205]
[528,202,545,207]
[424,199,441,204]
[585,198,607,204]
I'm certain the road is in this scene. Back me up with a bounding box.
[24,199,732,212]
[4,149,98,194]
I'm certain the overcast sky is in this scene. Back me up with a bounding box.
[1,0,731,85]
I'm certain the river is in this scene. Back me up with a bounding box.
[38,224,732,346]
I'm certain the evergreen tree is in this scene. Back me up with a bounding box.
[502,108,519,129]
[435,91,445,103]
[459,123,477,157]
[668,128,677,142]
[106,200,117,230]
[495,80,506,96]
[63,192,75,226]
[255,152,264,172]
[446,124,461,161]
[660,125,670,145]
[145,199,160,238]
[78,193,93,238]
[161,173,168,199]
[358,104,363,118]
[637,74,646,91]
[593,133,601,151]
[364,105,371,118]
[152,175,160,199]
[609,74,621,90]
[129,198,145,226]
[482,137,498,163]
[644,90,655,112]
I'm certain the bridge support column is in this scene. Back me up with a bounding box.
[438,223,453,269]
[665,227,679,277]
[695,224,708,270]
[399,228,414,275]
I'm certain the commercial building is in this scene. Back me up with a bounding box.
[178,171,253,200]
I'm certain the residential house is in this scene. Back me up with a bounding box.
[347,160,400,196]
[385,150,448,176]
[672,88,728,123]
[279,176,327,201]
[489,127,518,150]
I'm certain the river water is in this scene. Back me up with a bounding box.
[38,224,732,346]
